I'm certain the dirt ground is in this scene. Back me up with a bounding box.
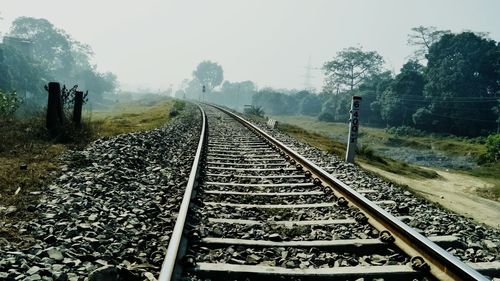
[359,163,500,229]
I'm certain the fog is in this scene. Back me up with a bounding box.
[1,0,499,91]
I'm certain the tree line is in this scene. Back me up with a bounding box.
[253,27,500,137]
[0,17,117,113]
[180,27,498,137]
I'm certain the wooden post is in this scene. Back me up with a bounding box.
[345,96,362,163]
[73,91,84,126]
[46,82,62,131]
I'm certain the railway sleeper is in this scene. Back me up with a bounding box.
[187,261,500,281]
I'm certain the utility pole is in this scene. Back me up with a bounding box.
[346,96,362,163]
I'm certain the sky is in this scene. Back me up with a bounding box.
[1,0,499,92]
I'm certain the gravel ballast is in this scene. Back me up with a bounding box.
[246,114,500,265]
[0,105,202,280]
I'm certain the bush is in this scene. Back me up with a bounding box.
[0,91,22,118]
[386,126,425,137]
[244,105,265,117]
[173,100,186,111]
[318,111,335,122]
[485,133,500,162]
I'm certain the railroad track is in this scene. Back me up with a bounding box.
[159,104,499,281]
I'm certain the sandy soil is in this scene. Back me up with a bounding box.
[359,163,500,228]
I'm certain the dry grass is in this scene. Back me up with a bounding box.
[0,97,177,241]
[277,122,438,180]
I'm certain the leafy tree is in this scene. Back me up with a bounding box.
[421,32,500,136]
[75,70,117,101]
[412,107,434,130]
[0,44,48,99]
[379,61,425,127]
[0,46,13,90]
[323,47,384,92]
[407,26,450,61]
[252,90,290,115]
[8,17,74,78]
[485,133,500,162]
[220,80,256,96]
[300,94,322,116]
[192,61,224,92]
[356,71,393,126]
[318,94,351,122]
[0,90,22,118]
[7,17,117,100]
[182,78,203,100]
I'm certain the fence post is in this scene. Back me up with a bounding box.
[73,91,83,126]
[46,82,63,131]
[345,96,362,163]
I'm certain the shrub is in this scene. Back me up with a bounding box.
[318,111,335,122]
[173,100,186,111]
[386,126,425,137]
[485,133,500,162]
[0,91,22,118]
[244,105,265,117]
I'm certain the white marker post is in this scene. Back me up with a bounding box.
[346,96,362,163]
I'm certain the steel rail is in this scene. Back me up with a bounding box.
[213,104,488,281]
[158,105,207,281]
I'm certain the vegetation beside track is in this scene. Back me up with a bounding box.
[0,97,181,239]
[277,122,439,180]
[274,116,499,202]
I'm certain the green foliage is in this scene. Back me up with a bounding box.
[357,144,387,164]
[173,100,186,112]
[386,126,425,137]
[192,60,224,92]
[318,111,335,122]
[0,91,22,118]
[244,105,265,117]
[300,94,322,116]
[252,90,291,115]
[323,47,384,92]
[407,26,450,61]
[484,134,500,162]
[0,44,49,101]
[357,71,393,126]
[380,61,425,127]
[421,32,500,136]
[6,17,117,101]
[317,94,351,123]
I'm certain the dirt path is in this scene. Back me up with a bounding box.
[359,163,500,228]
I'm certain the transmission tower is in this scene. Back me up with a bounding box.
[302,56,320,92]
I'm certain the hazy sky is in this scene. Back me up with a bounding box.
[1,0,499,91]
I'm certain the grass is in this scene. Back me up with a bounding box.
[277,122,439,180]
[0,97,178,241]
[272,115,486,158]
[469,162,500,201]
[274,114,500,201]
[278,123,345,156]
[86,99,177,137]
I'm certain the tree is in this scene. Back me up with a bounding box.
[485,133,500,162]
[300,94,322,116]
[8,17,74,79]
[0,46,13,91]
[421,32,500,136]
[192,61,224,92]
[407,26,450,61]
[0,44,49,99]
[323,47,384,92]
[7,17,117,99]
[379,61,425,127]
[252,90,290,115]
[357,71,393,126]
